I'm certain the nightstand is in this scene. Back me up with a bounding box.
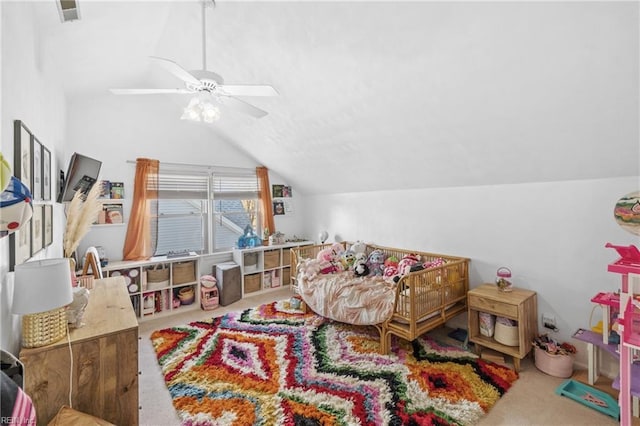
[468,283,538,371]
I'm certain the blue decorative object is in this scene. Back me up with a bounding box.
[238,225,262,248]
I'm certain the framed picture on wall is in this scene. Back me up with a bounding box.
[13,120,33,195]
[272,184,283,198]
[9,226,31,271]
[31,204,44,255]
[31,138,42,200]
[42,146,51,201]
[44,204,53,247]
[273,200,285,215]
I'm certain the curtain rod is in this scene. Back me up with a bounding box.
[126,160,257,173]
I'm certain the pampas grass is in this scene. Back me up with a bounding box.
[63,182,104,258]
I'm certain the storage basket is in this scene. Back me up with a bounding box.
[147,264,169,290]
[173,261,196,284]
[178,287,195,305]
[264,250,280,270]
[22,307,68,348]
[494,320,519,346]
[244,252,258,272]
[282,267,291,285]
[244,274,261,293]
[534,346,574,378]
[479,312,495,337]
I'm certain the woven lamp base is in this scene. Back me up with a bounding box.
[22,306,68,348]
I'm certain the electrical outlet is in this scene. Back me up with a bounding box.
[542,313,557,330]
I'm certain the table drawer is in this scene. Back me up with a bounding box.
[469,294,518,318]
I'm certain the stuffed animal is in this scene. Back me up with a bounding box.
[383,265,398,279]
[316,244,345,275]
[340,249,356,270]
[367,249,386,276]
[351,241,367,257]
[353,258,369,277]
[384,256,399,269]
[397,253,421,276]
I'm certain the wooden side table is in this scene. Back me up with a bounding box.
[468,283,538,371]
[20,277,139,425]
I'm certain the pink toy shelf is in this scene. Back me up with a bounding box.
[605,242,640,279]
[606,242,640,426]
[591,292,620,307]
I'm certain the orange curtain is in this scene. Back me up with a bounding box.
[123,158,159,260]
[256,166,275,235]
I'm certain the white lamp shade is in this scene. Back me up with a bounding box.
[12,258,73,314]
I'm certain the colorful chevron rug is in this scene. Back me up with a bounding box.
[150,301,518,425]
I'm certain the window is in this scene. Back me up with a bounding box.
[152,167,259,255]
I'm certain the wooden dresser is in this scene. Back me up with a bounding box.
[20,276,139,425]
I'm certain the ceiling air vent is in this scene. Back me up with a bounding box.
[58,0,80,23]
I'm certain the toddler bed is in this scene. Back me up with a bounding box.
[291,242,470,354]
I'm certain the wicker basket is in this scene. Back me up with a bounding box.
[173,261,196,284]
[147,264,169,290]
[534,346,574,378]
[178,287,195,305]
[22,307,68,348]
[264,250,280,270]
[244,274,261,293]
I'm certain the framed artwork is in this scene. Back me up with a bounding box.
[44,204,53,247]
[32,137,42,200]
[273,200,285,215]
[42,146,51,201]
[9,226,31,271]
[272,184,283,198]
[13,120,33,195]
[31,204,44,255]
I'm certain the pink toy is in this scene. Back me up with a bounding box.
[398,253,420,275]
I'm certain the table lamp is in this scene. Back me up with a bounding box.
[12,259,73,348]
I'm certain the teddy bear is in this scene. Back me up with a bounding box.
[350,241,367,258]
[366,249,386,276]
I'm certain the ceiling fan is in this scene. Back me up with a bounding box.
[109,0,278,119]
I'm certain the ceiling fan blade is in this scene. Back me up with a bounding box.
[110,88,192,95]
[218,85,279,97]
[220,96,269,118]
[149,56,202,87]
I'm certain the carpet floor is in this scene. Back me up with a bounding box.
[150,300,518,425]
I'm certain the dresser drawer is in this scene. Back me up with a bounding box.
[468,294,518,318]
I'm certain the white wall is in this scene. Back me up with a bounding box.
[302,176,640,372]
[66,95,308,260]
[1,2,67,356]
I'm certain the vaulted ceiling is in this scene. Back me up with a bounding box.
[30,1,639,195]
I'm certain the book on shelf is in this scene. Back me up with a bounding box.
[110,182,124,199]
[98,180,111,198]
[103,203,124,224]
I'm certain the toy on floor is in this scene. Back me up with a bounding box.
[555,379,619,420]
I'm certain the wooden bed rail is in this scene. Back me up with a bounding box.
[290,242,470,353]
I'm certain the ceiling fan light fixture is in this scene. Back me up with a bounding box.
[201,103,221,123]
[181,97,220,123]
